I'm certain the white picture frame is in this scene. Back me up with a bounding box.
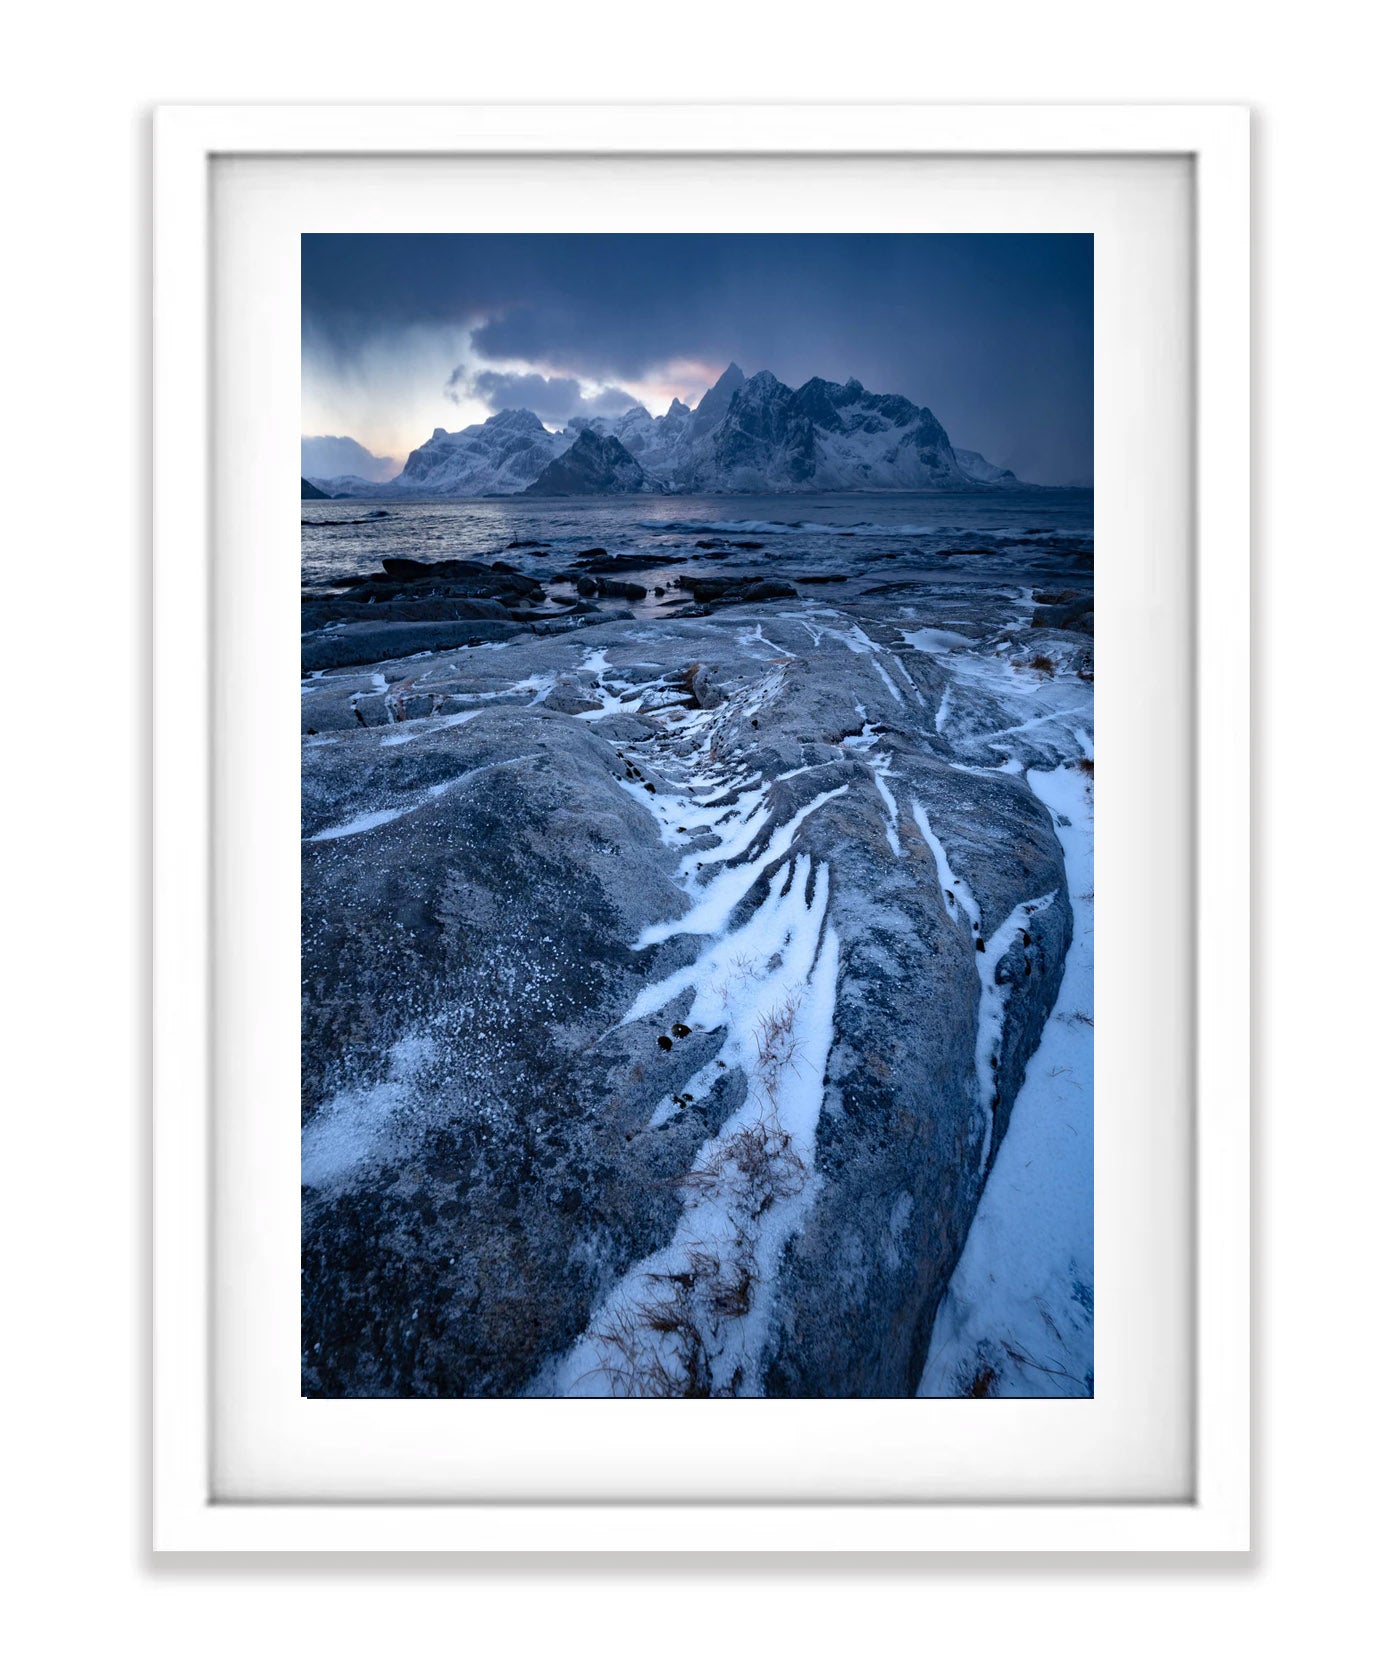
[153,103,1250,1553]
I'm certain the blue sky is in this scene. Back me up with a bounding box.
[302,234,1093,485]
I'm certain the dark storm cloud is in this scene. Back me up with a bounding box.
[447,365,640,423]
[304,234,1094,484]
[582,384,643,415]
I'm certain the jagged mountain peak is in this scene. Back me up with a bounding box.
[689,367,968,492]
[704,360,745,391]
[689,361,749,435]
[480,407,549,433]
[527,428,649,496]
[315,361,1022,498]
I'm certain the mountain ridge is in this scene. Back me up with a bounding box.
[305,365,1029,498]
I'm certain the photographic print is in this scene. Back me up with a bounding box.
[300,233,1093,1400]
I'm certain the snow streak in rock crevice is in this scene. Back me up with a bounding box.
[632,783,847,947]
[781,609,905,705]
[549,664,847,1397]
[552,859,839,1397]
[889,652,926,706]
[304,755,534,843]
[869,754,904,857]
[909,797,1056,1172]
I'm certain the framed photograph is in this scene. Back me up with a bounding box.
[153,104,1249,1551]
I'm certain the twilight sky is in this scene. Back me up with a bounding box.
[302,234,1093,485]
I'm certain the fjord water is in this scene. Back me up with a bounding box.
[301,488,1093,590]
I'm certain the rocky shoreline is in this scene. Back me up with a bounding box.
[301,524,1094,1398]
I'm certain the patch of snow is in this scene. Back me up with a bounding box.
[301,1034,437,1189]
[305,803,413,842]
[918,761,1094,1398]
[900,626,974,655]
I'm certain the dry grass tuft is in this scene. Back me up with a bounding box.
[753,991,800,1068]
[675,1116,808,1217]
[589,1299,716,1398]
[587,1224,760,1397]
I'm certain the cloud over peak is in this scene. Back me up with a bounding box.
[446,365,642,426]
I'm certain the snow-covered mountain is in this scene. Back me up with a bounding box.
[305,408,569,498]
[703,370,965,492]
[562,402,693,484]
[558,366,1013,493]
[527,428,653,495]
[303,365,1021,498]
[395,408,572,496]
[954,447,1018,486]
